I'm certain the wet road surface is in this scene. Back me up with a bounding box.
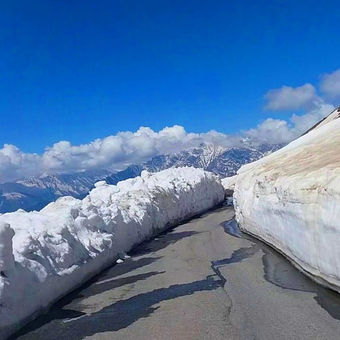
[11,206,340,340]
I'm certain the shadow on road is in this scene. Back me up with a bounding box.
[130,230,200,256]
[10,257,163,340]
[11,217,206,339]
[13,276,221,340]
[11,206,225,340]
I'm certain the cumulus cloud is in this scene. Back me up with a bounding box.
[39,126,243,174]
[1,68,338,183]
[320,69,340,101]
[245,118,292,144]
[0,126,243,183]
[0,145,40,182]
[257,69,339,142]
[245,102,335,144]
[289,102,335,134]
[0,100,334,183]
[264,83,318,111]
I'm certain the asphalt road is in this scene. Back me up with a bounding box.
[11,206,340,340]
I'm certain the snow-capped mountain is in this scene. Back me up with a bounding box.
[16,169,111,197]
[105,143,283,185]
[0,143,283,213]
[0,170,110,213]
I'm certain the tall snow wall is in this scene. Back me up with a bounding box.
[0,167,224,339]
[234,107,340,292]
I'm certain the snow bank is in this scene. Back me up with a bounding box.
[222,176,237,206]
[234,109,340,292]
[0,224,15,272]
[0,167,224,339]
[221,175,237,192]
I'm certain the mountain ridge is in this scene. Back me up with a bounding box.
[105,143,283,185]
[0,143,283,213]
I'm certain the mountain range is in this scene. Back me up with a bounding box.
[0,143,283,213]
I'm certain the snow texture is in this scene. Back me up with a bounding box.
[0,224,15,272]
[222,176,237,206]
[0,167,224,339]
[234,107,340,292]
[221,175,237,192]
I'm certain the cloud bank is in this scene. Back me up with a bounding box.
[245,102,334,144]
[320,69,340,101]
[0,127,242,182]
[0,102,334,182]
[264,83,318,111]
[1,69,339,183]
[254,68,340,144]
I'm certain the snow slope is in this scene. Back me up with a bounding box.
[0,167,224,339]
[234,107,340,292]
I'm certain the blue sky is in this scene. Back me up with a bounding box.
[0,0,340,181]
[1,0,340,153]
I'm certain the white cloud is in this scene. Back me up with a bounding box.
[0,126,242,183]
[320,69,340,101]
[0,100,334,183]
[1,68,338,183]
[245,118,293,144]
[289,102,335,135]
[0,145,40,182]
[257,70,338,142]
[245,102,335,144]
[264,83,318,111]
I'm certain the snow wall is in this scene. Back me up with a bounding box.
[234,109,340,292]
[0,167,225,339]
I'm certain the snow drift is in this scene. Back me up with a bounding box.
[234,107,340,292]
[0,167,224,339]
